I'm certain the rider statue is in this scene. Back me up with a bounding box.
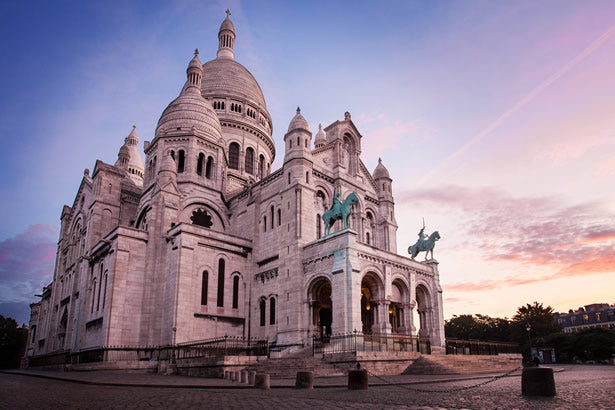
[418,226,427,242]
[331,186,342,212]
[408,219,441,260]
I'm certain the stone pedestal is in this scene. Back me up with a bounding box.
[248,370,257,385]
[348,369,368,390]
[295,371,314,389]
[254,373,270,389]
[241,370,248,383]
[522,367,556,397]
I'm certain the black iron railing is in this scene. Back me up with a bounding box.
[27,336,269,367]
[445,339,519,355]
[313,332,431,355]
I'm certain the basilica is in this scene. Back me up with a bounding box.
[26,13,445,363]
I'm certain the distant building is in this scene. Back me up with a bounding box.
[554,303,615,333]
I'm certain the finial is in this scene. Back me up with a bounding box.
[344,111,351,120]
[84,168,90,176]
[296,107,301,114]
[226,9,231,17]
[378,157,382,163]
[194,48,199,56]
[318,123,322,131]
[132,125,136,129]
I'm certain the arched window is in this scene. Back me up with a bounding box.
[206,156,213,179]
[177,150,185,173]
[197,153,204,176]
[316,214,321,238]
[263,216,267,232]
[245,147,254,175]
[91,278,96,313]
[366,232,370,245]
[102,272,108,309]
[270,297,276,325]
[201,271,208,305]
[170,150,175,160]
[232,276,239,309]
[288,173,291,184]
[217,259,225,307]
[229,143,239,170]
[96,263,103,311]
[260,298,266,326]
[306,171,309,184]
[259,155,265,178]
[277,209,281,226]
[270,206,274,229]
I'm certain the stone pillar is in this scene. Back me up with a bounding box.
[254,373,270,389]
[248,370,257,385]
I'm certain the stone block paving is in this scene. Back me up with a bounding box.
[2,365,613,409]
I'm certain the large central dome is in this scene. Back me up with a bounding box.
[201,58,267,110]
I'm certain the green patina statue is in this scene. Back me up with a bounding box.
[322,187,359,236]
[408,221,440,260]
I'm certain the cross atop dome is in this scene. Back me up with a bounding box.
[194,48,199,56]
[226,9,231,17]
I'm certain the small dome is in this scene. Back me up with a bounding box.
[156,94,222,137]
[188,49,202,71]
[219,13,235,34]
[314,123,326,147]
[287,107,310,133]
[373,158,390,179]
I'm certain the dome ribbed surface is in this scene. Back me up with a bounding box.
[219,16,235,33]
[314,123,326,146]
[373,158,391,179]
[156,92,222,137]
[201,59,267,110]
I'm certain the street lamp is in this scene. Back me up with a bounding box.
[525,323,532,362]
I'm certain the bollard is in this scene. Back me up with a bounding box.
[522,367,556,397]
[348,369,368,390]
[254,373,270,389]
[224,370,229,379]
[295,371,314,389]
[241,370,248,384]
[248,370,257,385]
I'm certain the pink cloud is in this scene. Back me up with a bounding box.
[0,224,58,318]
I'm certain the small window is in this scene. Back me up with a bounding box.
[245,147,254,175]
[306,171,309,183]
[232,276,239,309]
[201,271,208,305]
[270,206,274,229]
[178,150,185,173]
[217,259,225,307]
[197,153,204,176]
[263,216,267,232]
[206,156,213,179]
[229,143,239,170]
[260,299,266,326]
[270,297,276,325]
[277,209,281,226]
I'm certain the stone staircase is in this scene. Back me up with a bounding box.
[248,356,345,378]
[402,354,521,375]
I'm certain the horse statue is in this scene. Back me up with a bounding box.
[322,191,359,236]
[408,231,440,260]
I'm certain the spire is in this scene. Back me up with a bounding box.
[184,49,203,93]
[115,126,144,186]
[217,10,236,60]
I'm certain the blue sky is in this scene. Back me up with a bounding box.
[1,0,615,324]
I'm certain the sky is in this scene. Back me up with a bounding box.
[1,0,614,325]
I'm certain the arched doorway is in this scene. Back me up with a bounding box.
[361,273,383,334]
[415,284,432,338]
[389,280,407,334]
[309,278,332,338]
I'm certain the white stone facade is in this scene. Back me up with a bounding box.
[26,14,445,360]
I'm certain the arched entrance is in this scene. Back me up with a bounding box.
[309,278,332,338]
[389,280,408,334]
[415,284,432,338]
[361,273,383,334]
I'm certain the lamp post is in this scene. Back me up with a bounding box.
[525,323,532,362]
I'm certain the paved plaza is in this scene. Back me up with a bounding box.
[1,365,613,409]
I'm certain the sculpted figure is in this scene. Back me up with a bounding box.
[322,188,359,236]
[408,223,441,260]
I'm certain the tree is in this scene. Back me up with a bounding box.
[512,301,562,339]
[0,315,28,369]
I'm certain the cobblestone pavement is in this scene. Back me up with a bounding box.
[1,365,613,409]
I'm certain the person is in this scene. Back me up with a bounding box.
[331,187,342,211]
[533,356,540,367]
[418,226,427,242]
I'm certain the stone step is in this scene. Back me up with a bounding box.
[403,355,520,375]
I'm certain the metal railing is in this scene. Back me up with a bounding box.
[445,339,519,355]
[314,332,431,355]
[27,336,269,367]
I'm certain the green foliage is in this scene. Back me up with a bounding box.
[0,314,28,369]
[512,301,562,339]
